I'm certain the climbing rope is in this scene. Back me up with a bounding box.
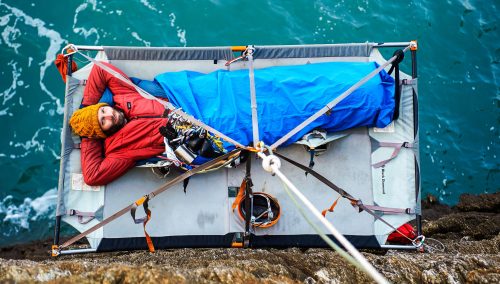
[256,150,389,284]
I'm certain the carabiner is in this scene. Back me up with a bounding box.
[412,235,425,248]
[61,44,78,57]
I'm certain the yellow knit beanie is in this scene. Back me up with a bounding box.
[69,103,108,138]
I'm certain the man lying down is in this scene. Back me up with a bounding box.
[69,61,395,186]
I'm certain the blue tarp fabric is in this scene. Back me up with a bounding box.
[154,61,395,149]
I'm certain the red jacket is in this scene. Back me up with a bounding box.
[80,62,167,185]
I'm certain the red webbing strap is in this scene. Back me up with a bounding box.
[321,196,341,217]
[58,150,240,252]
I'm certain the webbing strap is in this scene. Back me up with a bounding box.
[401,78,417,85]
[355,203,416,244]
[243,152,253,247]
[67,207,101,224]
[361,205,414,215]
[270,45,410,150]
[58,149,241,251]
[372,142,414,168]
[130,196,155,252]
[76,51,245,149]
[274,152,357,202]
[274,151,419,245]
[247,48,260,148]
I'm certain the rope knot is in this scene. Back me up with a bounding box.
[262,155,281,173]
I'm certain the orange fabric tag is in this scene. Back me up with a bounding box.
[231,179,246,211]
[54,54,78,83]
[322,196,341,218]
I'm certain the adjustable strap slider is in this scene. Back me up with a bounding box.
[401,79,417,85]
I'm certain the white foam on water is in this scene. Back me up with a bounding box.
[169,13,187,47]
[1,126,60,159]
[0,60,21,115]
[140,0,158,12]
[0,188,57,236]
[131,31,151,47]
[0,2,66,115]
[73,1,100,42]
[1,25,21,53]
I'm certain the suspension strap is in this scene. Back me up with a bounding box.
[275,151,423,247]
[362,204,415,215]
[55,149,241,254]
[270,45,410,150]
[355,201,423,247]
[243,151,253,247]
[130,195,155,252]
[372,142,414,168]
[246,46,260,148]
[65,45,245,149]
[274,152,358,202]
[66,206,102,224]
[388,49,404,120]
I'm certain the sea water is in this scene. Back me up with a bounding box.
[0,0,497,247]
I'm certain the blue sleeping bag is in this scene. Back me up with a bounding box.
[154,61,395,149]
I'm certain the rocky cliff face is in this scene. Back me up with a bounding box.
[1,193,499,283]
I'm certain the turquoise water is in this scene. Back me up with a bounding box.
[0,0,498,246]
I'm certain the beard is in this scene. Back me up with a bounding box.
[103,108,127,136]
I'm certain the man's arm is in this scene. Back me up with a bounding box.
[82,62,135,106]
[80,138,136,186]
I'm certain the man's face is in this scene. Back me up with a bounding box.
[98,106,126,135]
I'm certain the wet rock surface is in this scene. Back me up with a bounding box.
[1,193,499,283]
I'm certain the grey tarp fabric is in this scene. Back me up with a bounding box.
[103,46,234,61]
[102,43,374,61]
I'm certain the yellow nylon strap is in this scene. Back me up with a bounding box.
[231,46,247,52]
[135,196,147,206]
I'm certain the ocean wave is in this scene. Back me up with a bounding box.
[0,188,57,237]
[73,1,100,42]
[2,126,60,159]
[0,2,65,115]
[0,60,20,114]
